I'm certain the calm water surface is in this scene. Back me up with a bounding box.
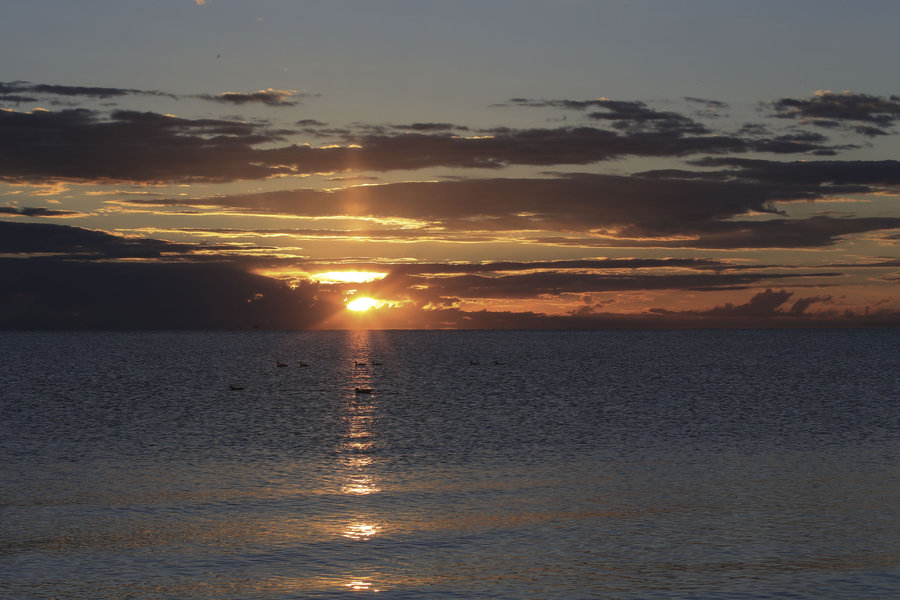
[1,330,898,599]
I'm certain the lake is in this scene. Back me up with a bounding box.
[1,329,898,599]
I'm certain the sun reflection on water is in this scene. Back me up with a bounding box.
[342,522,382,540]
[342,455,374,468]
[346,415,375,438]
[345,580,380,592]
[335,329,387,593]
[341,473,381,495]
[344,439,375,452]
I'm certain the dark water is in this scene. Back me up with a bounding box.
[1,329,898,599]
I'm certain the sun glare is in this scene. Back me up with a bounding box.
[347,297,380,312]
[312,271,387,284]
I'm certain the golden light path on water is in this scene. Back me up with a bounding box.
[337,329,384,592]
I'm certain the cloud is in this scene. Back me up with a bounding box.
[148,172,794,228]
[381,257,738,275]
[324,126,748,171]
[647,289,860,323]
[3,90,854,184]
[769,91,900,136]
[510,96,730,112]
[0,81,318,109]
[2,221,897,329]
[124,171,899,249]
[370,273,834,304]
[291,122,842,171]
[0,81,175,101]
[699,288,794,317]
[789,295,832,315]
[0,94,38,104]
[548,216,900,250]
[1,87,888,189]
[583,99,709,134]
[496,97,713,135]
[0,257,340,330]
[0,221,342,329]
[684,157,900,186]
[0,220,194,258]
[389,122,468,132]
[2,84,899,330]
[0,108,288,183]
[684,96,729,109]
[0,206,81,218]
[502,98,611,110]
[0,221,786,277]
[194,89,310,107]
[501,97,849,146]
[332,299,900,330]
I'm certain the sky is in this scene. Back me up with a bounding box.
[2,0,900,329]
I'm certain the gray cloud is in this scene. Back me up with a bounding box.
[0,220,195,258]
[533,216,900,250]
[0,81,175,100]
[0,257,340,330]
[1,90,851,184]
[0,206,81,217]
[194,89,313,106]
[697,288,794,317]
[390,122,468,132]
[129,172,878,248]
[0,108,288,182]
[584,99,709,134]
[790,294,832,315]
[684,96,729,109]
[372,272,835,301]
[769,91,900,136]
[0,81,320,108]
[684,157,900,187]
[650,289,836,320]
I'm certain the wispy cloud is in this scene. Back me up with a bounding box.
[194,89,315,107]
[0,81,177,101]
[2,89,858,185]
[117,170,900,250]
[0,81,315,108]
[0,206,82,218]
[768,90,900,136]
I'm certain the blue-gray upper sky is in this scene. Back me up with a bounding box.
[6,1,900,122]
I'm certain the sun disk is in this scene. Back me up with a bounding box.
[347,297,380,312]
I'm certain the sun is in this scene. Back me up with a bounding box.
[347,297,380,312]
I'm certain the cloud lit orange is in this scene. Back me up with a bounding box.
[312,271,387,284]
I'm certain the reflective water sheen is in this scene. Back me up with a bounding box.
[1,329,898,599]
